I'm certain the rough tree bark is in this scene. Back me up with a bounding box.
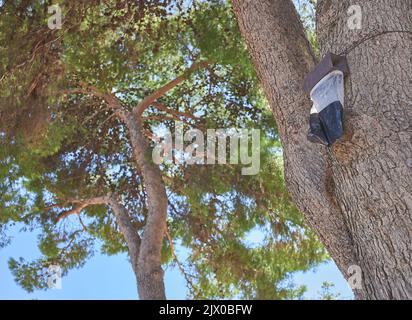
[121,111,168,300]
[232,0,412,299]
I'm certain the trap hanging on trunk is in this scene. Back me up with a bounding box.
[304,53,349,146]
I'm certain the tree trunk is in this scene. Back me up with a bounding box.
[122,111,168,300]
[232,0,412,299]
[72,60,206,300]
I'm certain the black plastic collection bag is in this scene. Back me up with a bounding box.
[307,113,328,146]
[308,101,343,146]
[303,53,349,147]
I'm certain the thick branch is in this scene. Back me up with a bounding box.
[55,196,109,222]
[108,195,141,275]
[62,83,124,112]
[133,60,210,117]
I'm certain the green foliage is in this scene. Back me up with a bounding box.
[0,0,326,299]
[8,232,94,292]
[168,137,327,299]
[318,282,341,300]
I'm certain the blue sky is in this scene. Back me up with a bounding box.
[0,226,353,300]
